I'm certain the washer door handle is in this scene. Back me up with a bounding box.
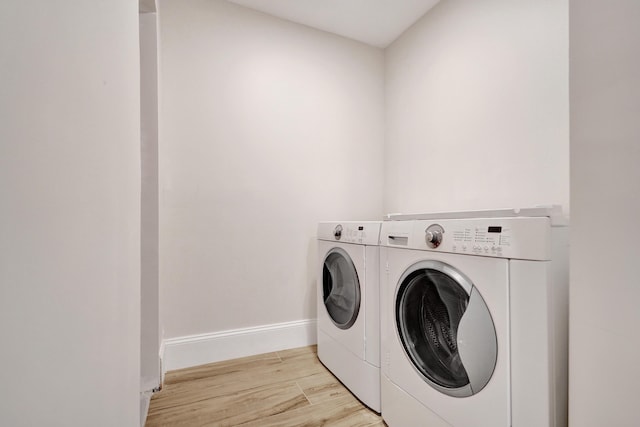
[457,287,498,394]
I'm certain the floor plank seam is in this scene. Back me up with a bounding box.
[294,381,312,405]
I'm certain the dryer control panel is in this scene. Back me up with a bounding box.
[381,217,552,261]
[317,221,381,245]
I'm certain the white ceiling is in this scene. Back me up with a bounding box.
[227,0,440,48]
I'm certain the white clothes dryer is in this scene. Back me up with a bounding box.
[379,208,568,427]
[317,221,382,412]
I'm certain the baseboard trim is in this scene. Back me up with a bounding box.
[163,319,317,371]
[159,339,166,385]
[140,390,152,427]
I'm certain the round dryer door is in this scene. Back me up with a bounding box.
[396,260,497,398]
[323,247,361,330]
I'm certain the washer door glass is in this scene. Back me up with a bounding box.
[323,248,361,329]
[396,260,497,398]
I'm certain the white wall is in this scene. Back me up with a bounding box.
[158,0,384,339]
[384,0,569,214]
[0,2,140,426]
[569,1,640,425]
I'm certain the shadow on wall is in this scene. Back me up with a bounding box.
[306,237,318,319]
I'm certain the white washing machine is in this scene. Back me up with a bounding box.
[317,221,382,412]
[379,208,569,427]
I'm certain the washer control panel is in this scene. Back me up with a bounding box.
[382,217,552,261]
[447,223,510,255]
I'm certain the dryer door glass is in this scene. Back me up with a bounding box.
[323,248,361,330]
[396,260,497,398]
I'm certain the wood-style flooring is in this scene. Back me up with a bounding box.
[146,345,385,426]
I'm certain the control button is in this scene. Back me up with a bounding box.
[462,245,467,251]
[484,246,489,252]
[491,246,496,252]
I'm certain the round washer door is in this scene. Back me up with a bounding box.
[323,247,361,330]
[396,260,497,397]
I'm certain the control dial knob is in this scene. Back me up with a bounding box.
[333,224,343,240]
[425,224,444,248]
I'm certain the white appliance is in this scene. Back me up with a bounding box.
[379,208,568,427]
[317,221,382,412]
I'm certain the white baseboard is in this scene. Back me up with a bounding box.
[159,339,166,386]
[163,319,317,372]
[140,390,152,427]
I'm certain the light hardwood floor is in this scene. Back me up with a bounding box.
[146,345,385,426]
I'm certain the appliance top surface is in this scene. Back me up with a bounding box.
[384,205,568,226]
[381,217,557,261]
[319,220,382,225]
[318,221,381,245]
